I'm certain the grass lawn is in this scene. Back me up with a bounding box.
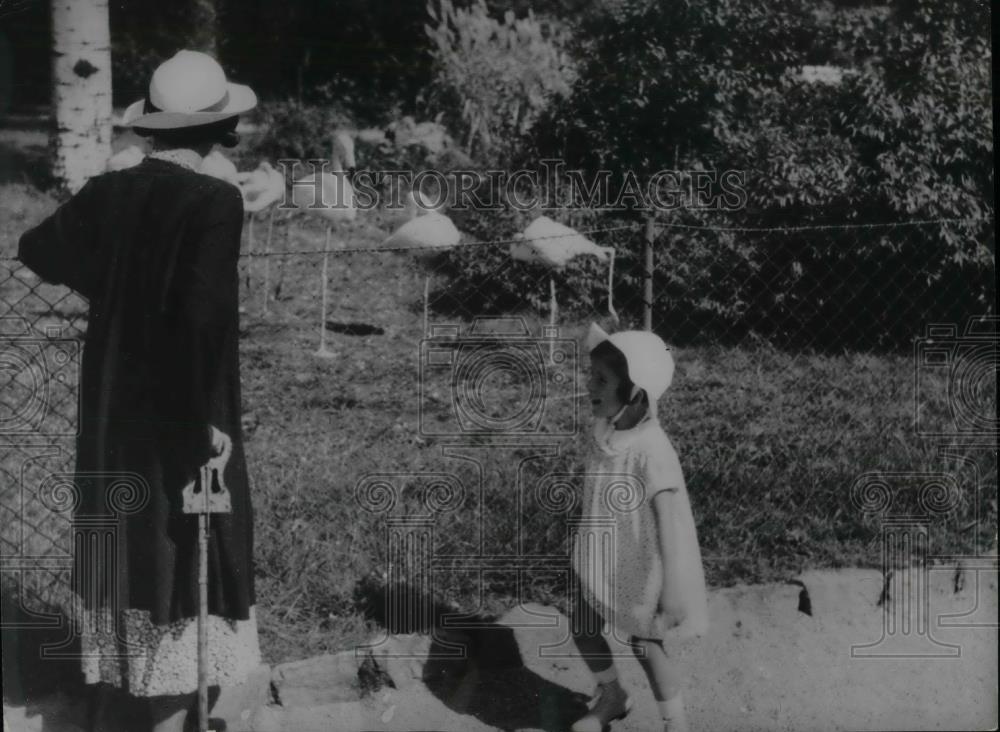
[1,167,995,665]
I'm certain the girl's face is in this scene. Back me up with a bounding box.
[588,354,626,419]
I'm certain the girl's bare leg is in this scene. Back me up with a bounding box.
[632,637,688,732]
[570,587,631,731]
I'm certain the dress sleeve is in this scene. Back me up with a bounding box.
[643,439,685,498]
[171,183,244,460]
[17,179,102,299]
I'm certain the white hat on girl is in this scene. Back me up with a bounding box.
[586,322,675,401]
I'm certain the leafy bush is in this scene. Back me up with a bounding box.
[423,0,577,165]
[519,0,995,348]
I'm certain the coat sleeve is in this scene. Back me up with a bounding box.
[17,179,102,299]
[172,183,244,460]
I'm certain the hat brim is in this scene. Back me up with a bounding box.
[122,82,257,130]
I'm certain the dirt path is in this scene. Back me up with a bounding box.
[4,567,996,731]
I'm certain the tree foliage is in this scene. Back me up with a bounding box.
[423,0,577,164]
[520,0,994,347]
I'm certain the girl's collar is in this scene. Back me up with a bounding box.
[593,413,657,455]
[148,148,203,173]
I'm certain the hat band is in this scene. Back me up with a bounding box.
[143,88,231,115]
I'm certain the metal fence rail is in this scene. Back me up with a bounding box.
[1,211,995,621]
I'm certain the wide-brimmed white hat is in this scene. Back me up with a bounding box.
[122,50,257,130]
[586,323,675,401]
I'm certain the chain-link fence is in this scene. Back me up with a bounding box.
[2,208,996,641]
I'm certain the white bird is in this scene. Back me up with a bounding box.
[291,130,357,223]
[200,150,240,184]
[510,216,613,268]
[290,130,358,357]
[106,144,144,172]
[237,161,288,314]
[237,161,285,213]
[381,190,462,334]
[509,216,618,352]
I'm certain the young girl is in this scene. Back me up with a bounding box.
[570,323,708,732]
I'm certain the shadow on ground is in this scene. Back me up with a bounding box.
[354,578,589,732]
[1,586,94,730]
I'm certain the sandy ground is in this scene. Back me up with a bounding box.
[3,566,997,731]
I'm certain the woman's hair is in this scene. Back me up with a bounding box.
[590,340,648,408]
[134,115,240,149]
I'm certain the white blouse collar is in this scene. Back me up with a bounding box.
[149,148,203,173]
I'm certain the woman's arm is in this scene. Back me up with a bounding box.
[17,179,102,299]
[170,182,244,463]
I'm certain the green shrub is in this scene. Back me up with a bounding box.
[423,0,577,165]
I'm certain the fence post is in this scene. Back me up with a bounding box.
[644,216,655,331]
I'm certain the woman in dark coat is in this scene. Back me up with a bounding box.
[18,50,260,732]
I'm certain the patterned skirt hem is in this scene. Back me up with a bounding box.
[77,604,262,697]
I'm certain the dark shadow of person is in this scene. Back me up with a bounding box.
[2,586,223,731]
[2,584,90,730]
[353,578,589,732]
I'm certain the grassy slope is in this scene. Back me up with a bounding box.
[1,167,994,664]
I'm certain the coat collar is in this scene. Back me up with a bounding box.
[148,148,203,172]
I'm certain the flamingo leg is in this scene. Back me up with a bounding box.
[315,225,335,358]
[549,274,557,364]
[262,206,275,315]
[424,274,430,337]
[246,213,255,290]
[607,249,619,324]
[274,210,290,301]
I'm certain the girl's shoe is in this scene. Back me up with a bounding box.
[570,682,632,732]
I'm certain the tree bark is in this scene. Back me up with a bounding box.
[51,0,112,194]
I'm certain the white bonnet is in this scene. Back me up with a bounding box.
[586,322,675,401]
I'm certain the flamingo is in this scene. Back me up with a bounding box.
[290,130,357,357]
[106,144,144,172]
[200,150,240,184]
[509,216,618,357]
[237,161,287,314]
[238,161,285,213]
[380,189,462,334]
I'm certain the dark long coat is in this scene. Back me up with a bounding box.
[18,158,254,626]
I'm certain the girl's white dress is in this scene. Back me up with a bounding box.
[572,415,709,641]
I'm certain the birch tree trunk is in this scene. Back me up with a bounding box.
[51,0,112,194]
